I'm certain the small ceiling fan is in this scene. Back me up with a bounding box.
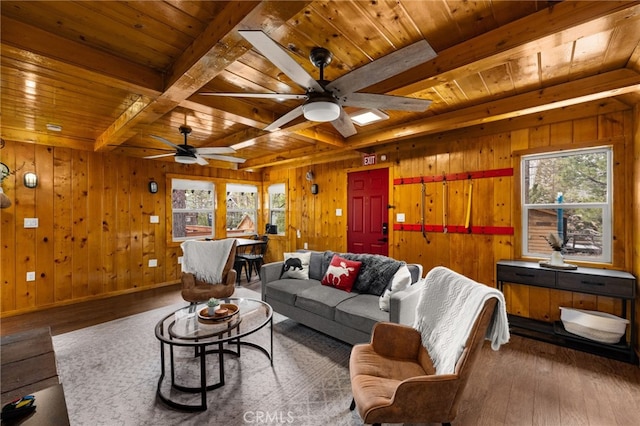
[199,30,437,138]
[144,125,245,165]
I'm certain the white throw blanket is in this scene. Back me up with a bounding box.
[413,266,509,375]
[180,239,235,284]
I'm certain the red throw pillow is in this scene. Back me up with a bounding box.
[321,255,362,292]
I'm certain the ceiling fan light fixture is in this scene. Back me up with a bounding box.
[303,100,340,122]
[175,153,198,164]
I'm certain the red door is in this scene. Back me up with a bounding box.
[347,168,389,255]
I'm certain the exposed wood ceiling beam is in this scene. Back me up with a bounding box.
[348,69,640,149]
[0,17,163,97]
[370,1,640,96]
[94,1,313,152]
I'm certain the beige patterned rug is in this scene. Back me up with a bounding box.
[53,287,364,426]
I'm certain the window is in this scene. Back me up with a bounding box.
[521,147,612,262]
[226,183,258,236]
[171,178,215,242]
[268,183,286,235]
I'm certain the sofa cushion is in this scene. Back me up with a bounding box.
[307,251,325,281]
[379,264,413,312]
[281,252,311,279]
[321,255,362,292]
[335,294,389,334]
[322,251,403,296]
[295,284,358,320]
[265,278,320,305]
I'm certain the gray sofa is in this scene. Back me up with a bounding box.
[260,251,424,345]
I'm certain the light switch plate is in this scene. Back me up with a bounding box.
[24,218,39,228]
[148,259,158,267]
[26,271,36,281]
[150,215,159,224]
[396,213,406,223]
[336,209,342,217]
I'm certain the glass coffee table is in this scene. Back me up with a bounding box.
[155,297,273,411]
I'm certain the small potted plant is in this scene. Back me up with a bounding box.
[206,298,219,316]
[543,233,564,265]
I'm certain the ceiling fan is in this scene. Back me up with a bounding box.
[199,30,437,138]
[144,125,245,165]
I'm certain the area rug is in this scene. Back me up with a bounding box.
[52,287,366,425]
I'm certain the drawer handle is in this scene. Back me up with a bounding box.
[580,280,605,286]
[515,273,535,278]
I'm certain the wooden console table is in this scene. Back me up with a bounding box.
[496,260,637,364]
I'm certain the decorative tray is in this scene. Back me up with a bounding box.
[198,303,239,322]
[539,261,577,270]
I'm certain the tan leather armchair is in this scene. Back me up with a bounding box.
[349,297,497,426]
[181,240,237,303]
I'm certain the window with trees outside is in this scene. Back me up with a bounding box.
[268,183,286,235]
[521,146,612,263]
[171,178,215,242]
[226,183,258,236]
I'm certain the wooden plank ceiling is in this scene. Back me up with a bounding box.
[1,1,639,171]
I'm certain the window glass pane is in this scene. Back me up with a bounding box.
[268,183,286,235]
[525,207,603,258]
[173,212,213,240]
[524,151,607,204]
[226,184,257,235]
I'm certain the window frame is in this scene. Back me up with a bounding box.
[225,183,259,237]
[520,146,613,263]
[169,177,216,243]
[267,182,286,236]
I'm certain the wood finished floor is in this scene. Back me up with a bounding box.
[0,276,262,337]
[1,276,638,425]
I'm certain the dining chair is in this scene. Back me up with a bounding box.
[236,235,269,281]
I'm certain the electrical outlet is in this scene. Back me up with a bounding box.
[26,271,36,281]
[148,259,158,267]
[24,218,39,228]
[150,215,159,224]
[396,213,406,223]
[336,209,342,217]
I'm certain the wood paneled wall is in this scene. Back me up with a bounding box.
[1,102,637,356]
[0,145,260,316]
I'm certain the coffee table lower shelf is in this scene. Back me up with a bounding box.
[507,314,637,364]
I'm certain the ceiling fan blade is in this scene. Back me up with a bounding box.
[196,147,236,155]
[150,134,182,150]
[239,30,324,93]
[331,108,357,138]
[326,39,437,96]
[198,92,307,100]
[264,105,304,132]
[195,155,209,166]
[199,154,246,164]
[144,153,175,159]
[340,93,432,112]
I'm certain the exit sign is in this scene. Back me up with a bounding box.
[362,154,376,166]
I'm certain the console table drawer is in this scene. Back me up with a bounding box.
[497,265,556,288]
[559,273,634,298]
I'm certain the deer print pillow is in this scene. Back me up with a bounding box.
[280,252,311,280]
[321,255,362,292]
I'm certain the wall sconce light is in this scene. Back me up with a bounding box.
[149,181,158,194]
[23,172,38,188]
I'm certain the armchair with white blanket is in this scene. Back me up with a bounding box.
[349,266,509,426]
[180,239,237,303]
